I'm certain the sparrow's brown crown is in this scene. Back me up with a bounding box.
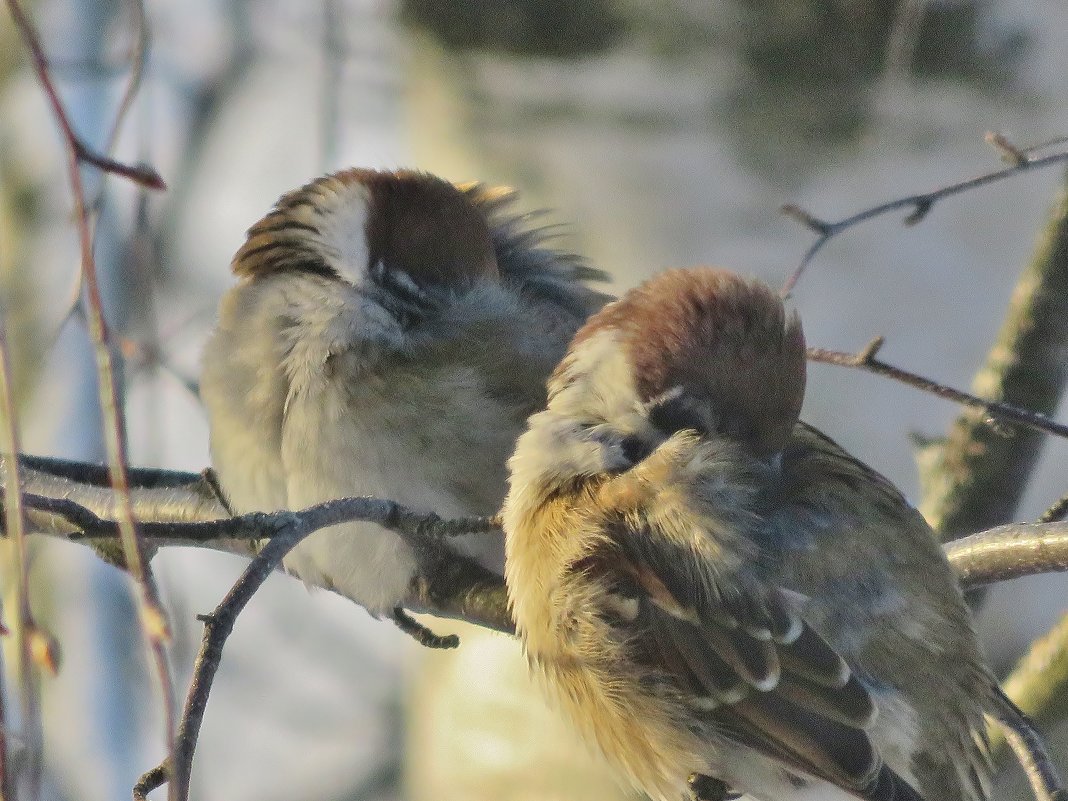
[232,168,499,289]
[573,268,806,454]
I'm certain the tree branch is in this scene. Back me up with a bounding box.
[780,134,1068,295]
[0,318,37,797]
[943,522,1068,588]
[8,461,1068,799]
[808,337,1068,441]
[918,170,1068,541]
[4,0,178,779]
[126,498,501,801]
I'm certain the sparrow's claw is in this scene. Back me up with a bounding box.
[391,607,460,649]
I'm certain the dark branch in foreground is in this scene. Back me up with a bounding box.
[780,132,1068,295]
[125,498,500,801]
[6,458,1068,801]
[807,337,1068,441]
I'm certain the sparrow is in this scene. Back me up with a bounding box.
[200,167,608,645]
[503,267,996,801]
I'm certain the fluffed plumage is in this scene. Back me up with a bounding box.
[503,268,994,801]
[201,168,608,622]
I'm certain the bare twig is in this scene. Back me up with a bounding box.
[807,337,1068,440]
[5,1,163,191]
[129,497,497,801]
[992,687,1066,801]
[102,0,149,162]
[35,0,153,367]
[132,763,168,801]
[994,612,1068,771]
[780,134,1068,295]
[5,0,177,778]
[0,321,38,798]
[919,171,1068,542]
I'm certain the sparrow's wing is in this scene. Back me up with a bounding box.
[587,520,924,801]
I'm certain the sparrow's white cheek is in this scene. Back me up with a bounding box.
[318,183,374,287]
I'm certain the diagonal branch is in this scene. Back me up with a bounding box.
[918,170,1068,542]
[126,498,501,801]
[807,337,1068,441]
[780,133,1068,295]
[4,0,177,783]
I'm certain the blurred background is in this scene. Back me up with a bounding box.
[0,0,1066,799]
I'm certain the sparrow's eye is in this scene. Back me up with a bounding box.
[369,261,438,328]
[620,434,651,465]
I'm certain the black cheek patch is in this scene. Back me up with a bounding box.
[620,434,652,465]
[648,395,709,437]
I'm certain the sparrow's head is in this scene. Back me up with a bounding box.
[231,169,500,321]
[229,168,607,339]
[517,268,805,483]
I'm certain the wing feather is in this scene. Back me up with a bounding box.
[585,520,923,801]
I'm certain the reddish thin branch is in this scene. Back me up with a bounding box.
[0,323,38,798]
[101,0,149,160]
[807,337,1068,441]
[5,1,164,191]
[4,0,177,785]
[780,133,1068,295]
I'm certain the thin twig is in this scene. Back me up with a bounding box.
[102,0,149,162]
[130,496,494,801]
[991,687,1067,801]
[0,321,38,798]
[46,0,152,361]
[807,337,1068,440]
[5,1,163,191]
[4,0,178,783]
[132,763,168,801]
[780,134,1068,295]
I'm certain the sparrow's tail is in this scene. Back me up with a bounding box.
[990,685,1066,801]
